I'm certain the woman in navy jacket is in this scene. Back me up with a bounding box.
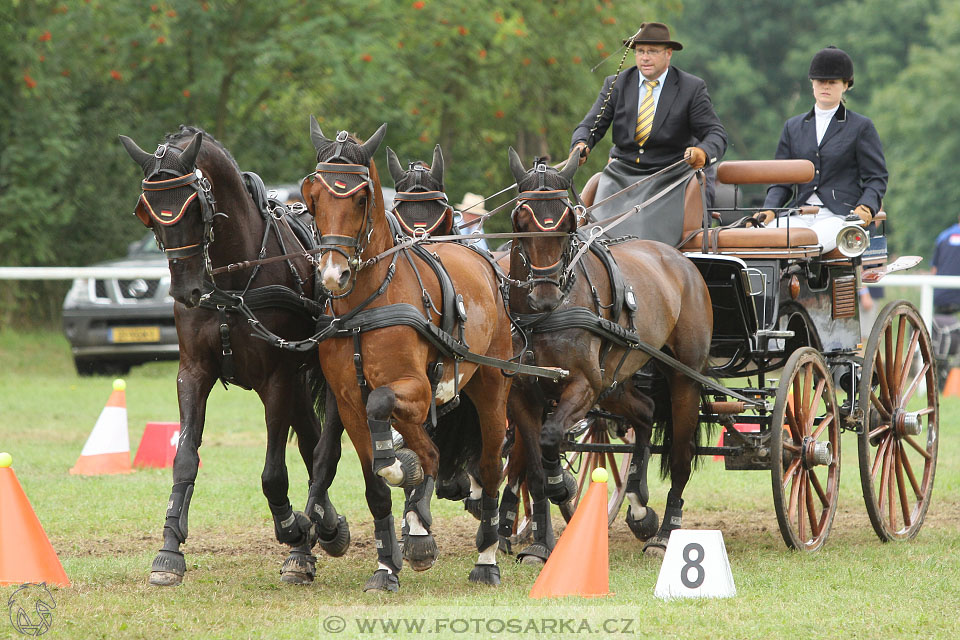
[759,46,888,252]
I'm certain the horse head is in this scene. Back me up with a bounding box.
[386,145,454,237]
[301,115,387,296]
[507,147,581,312]
[119,128,218,307]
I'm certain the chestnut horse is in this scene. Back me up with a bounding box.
[119,127,349,586]
[505,148,713,559]
[300,117,512,591]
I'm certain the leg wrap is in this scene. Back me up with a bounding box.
[541,456,566,501]
[531,498,555,547]
[625,446,651,505]
[369,417,396,473]
[662,488,685,533]
[162,482,194,547]
[475,492,500,552]
[497,486,520,540]
[305,487,339,537]
[269,500,313,547]
[373,513,402,574]
[403,475,435,532]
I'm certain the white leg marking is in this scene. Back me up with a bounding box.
[468,473,482,500]
[377,562,395,574]
[405,511,428,536]
[627,492,647,520]
[378,459,405,486]
[477,542,498,565]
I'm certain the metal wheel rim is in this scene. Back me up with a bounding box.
[770,347,841,551]
[858,300,939,541]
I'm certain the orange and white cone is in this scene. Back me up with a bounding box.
[529,467,610,598]
[70,379,132,475]
[0,453,70,586]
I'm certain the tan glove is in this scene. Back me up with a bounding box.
[573,141,590,166]
[854,204,873,225]
[754,210,776,226]
[684,146,707,170]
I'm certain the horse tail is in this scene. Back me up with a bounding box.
[650,366,713,480]
[286,362,327,443]
[430,394,484,483]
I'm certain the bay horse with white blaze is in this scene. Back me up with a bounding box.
[505,148,713,559]
[300,117,512,591]
[119,127,349,586]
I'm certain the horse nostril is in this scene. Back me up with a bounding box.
[338,270,350,288]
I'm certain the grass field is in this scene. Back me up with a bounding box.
[1,329,958,639]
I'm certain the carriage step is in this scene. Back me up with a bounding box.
[756,329,795,339]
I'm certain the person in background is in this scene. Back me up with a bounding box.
[757,46,887,253]
[931,213,960,313]
[455,192,489,252]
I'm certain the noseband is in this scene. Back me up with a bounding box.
[139,143,219,270]
[512,161,584,291]
[303,131,378,297]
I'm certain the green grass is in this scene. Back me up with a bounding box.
[1,329,958,639]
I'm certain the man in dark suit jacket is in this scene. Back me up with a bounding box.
[570,22,726,174]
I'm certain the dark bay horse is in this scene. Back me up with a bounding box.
[300,117,512,591]
[119,126,349,586]
[505,148,713,559]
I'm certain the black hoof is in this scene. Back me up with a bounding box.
[403,534,438,572]
[498,535,513,556]
[516,542,550,565]
[318,515,351,558]
[468,563,501,586]
[546,469,577,506]
[280,550,316,585]
[149,550,185,586]
[626,507,659,541]
[363,569,399,592]
[464,497,482,520]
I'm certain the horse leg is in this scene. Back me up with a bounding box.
[149,368,214,587]
[305,384,350,558]
[497,426,525,555]
[259,383,316,584]
[367,386,428,489]
[509,386,555,565]
[643,373,701,557]
[539,379,594,506]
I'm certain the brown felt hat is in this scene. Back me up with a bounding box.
[623,22,683,50]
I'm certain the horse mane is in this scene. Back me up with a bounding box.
[164,124,241,173]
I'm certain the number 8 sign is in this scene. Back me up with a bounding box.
[654,530,736,599]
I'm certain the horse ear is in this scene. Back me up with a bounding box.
[179,131,203,170]
[360,123,388,161]
[558,148,580,185]
[430,144,444,186]
[118,135,154,173]
[309,115,329,152]
[508,147,526,185]
[385,146,405,185]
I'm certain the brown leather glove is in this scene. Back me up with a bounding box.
[684,146,707,170]
[754,210,776,226]
[573,141,590,166]
[854,204,873,225]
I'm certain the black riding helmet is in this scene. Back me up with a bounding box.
[809,46,854,88]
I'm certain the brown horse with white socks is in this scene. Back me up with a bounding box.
[300,117,512,592]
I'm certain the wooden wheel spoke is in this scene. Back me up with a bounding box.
[811,412,834,440]
[879,440,894,521]
[899,445,923,498]
[874,350,893,411]
[787,463,802,520]
[892,316,907,395]
[605,450,621,488]
[807,377,826,432]
[887,442,897,529]
[805,475,820,539]
[785,403,803,441]
[871,436,890,482]
[903,434,933,460]
[782,457,802,490]
[869,391,892,421]
[900,362,929,407]
[792,372,804,433]
[897,330,921,397]
[884,326,895,398]
[796,471,807,541]
[895,444,912,527]
[809,468,829,507]
[782,442,801,453]
[867,423,891,442]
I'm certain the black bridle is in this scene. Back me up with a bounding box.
[392,162,452,237]
[139,143,220,273]
[511,161,585,292]
[303,131,378,298]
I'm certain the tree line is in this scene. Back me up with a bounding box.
[1,0,953,326]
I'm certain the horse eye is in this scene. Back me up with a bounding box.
[358,195,368,208]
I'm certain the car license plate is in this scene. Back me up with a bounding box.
[110,326,161,343]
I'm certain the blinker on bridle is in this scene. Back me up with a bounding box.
[139,143,220,268]
[392,162,452,237]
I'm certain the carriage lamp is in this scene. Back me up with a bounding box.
[835,225,869,258]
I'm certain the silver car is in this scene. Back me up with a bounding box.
[62,233,178,376]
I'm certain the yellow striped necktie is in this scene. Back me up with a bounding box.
[634,79,659,146]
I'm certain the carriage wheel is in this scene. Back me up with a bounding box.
[770,347,841,551]
[560,416,633,526]
[858,301,939,541]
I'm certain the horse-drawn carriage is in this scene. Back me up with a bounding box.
[513,157,939,553]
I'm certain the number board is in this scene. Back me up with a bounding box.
[110,326,161,343]
[653,529,736,599]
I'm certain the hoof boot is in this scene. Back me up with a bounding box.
[363,569,399,593]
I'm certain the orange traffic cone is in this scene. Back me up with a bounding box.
[0,454,70,586]
[943,368,960,397]
[133,422,198,469]
[529,467,610,598]
[70,379,132,475]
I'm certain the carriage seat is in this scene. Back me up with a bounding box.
[679,160,819,257]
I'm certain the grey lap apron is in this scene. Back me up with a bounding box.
[592,159,694,245]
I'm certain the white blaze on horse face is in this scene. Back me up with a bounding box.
[320,252,346,293]
[434,372,465,403]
